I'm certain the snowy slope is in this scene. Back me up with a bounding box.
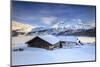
[12,35,96,66]
[12,44,95,66]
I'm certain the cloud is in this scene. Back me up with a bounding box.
[77,19,82,22]
[28,16,37,19]
[13,16,38,20]
[41,17,57,25]
[65,24,70,28]
[77,19,84,24]
[72,19,76,21]
[72,18,83,24]
[13,16,26,20]
[90,20,95,27]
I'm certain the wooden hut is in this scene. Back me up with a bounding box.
[26,35,60,50]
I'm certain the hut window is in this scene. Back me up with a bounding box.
[49,46,54,50]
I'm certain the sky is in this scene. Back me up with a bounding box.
[12,1,96,27]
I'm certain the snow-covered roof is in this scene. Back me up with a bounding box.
[38,35,60,45]
[57,36,77,42]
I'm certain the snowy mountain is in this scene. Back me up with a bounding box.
[18,20,95,36]
[31,26,49,32]
[73,23,95,30]
[52,21,95,31]
[12,21,36,33]
[52,21,68,32]
[50,22,96,36]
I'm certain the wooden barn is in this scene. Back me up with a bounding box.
[25,35,61,50]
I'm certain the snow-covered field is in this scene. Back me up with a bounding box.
[12,35,96,66]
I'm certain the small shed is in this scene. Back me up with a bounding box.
[26,35,61,50]
[57,36,78,47]
[65,37,78,46]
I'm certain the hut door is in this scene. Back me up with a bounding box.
[60,43,62,48]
